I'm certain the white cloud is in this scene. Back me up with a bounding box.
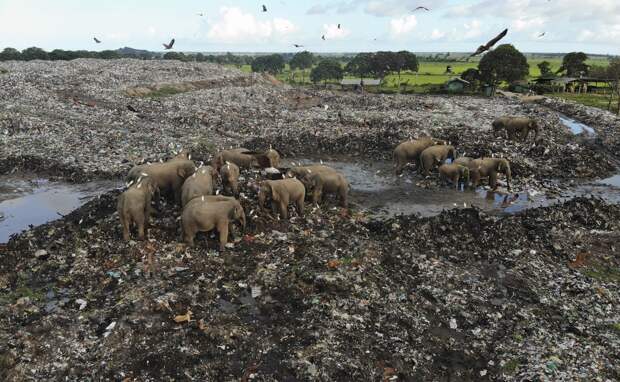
[463,20,482,39]
[513,17,546,32]
[389,15,417,37]
[322,24,350,40]
[430,29,446,40]
[207,7,297,43]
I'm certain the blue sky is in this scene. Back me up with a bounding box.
[0,0,619,54]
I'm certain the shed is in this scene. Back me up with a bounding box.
[509,80,531,93]
[444,77,470,93]
[340,78,382,89]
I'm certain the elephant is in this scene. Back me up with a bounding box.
[285,165,338,180]
[117,176,158,241]
[212,148,258,171]
[393,137,445,175]
[301,170,349,208]
[244,148,281,168]
[181,198,246,250]
[169,149,191,162]
[439,163,470,190]
[258,178,305,219]
[419,145,457,176]
[220,161,240,196]
[470,158,512,190]
[492,117,540,142]
[453,157,473,166]
[127,159,196,206]
[181,165,217,207]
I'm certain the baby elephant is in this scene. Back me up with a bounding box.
[258,178,305,219]
[182,198,246,250]
[220,161,240,196]
[439,163,470,190]
[181,166,217,207]
[419,145,457,176]
[117,176,158,241]
[303,170,349,208]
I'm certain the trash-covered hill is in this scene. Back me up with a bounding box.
[1,59,619,381]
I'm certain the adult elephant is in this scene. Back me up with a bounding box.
[127,159,196,206]
[419,145,457,176]
[393,137,444,175]
[492,117,540,142]
[470,158,512,190]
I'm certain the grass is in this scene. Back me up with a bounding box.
[550,92,619,114]
[582,263,620,282]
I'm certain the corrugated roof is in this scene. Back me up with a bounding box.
[340,79,382,86]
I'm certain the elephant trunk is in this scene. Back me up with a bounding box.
[239,212,246,229]
[258,190,266,211]
[532,121,541,142]
[505,166,512,190]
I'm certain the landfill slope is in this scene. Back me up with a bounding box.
[0,60,619,381]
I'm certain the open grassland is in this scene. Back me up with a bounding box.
[551,92,619,114]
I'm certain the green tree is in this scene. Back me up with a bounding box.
[251,54,285,75]
[0,47,22,61]
[345,53,373,80]
[310,59,343,85]
[478,44,529,94]
[290,51,315,84]
[461,68,480,90]
[394,51,419,84]
[21,47,48,61]
[537,61,553,77]
[98,50,121,59]
[163,51,186,61]
[605,58,620,114]
[558,52,589,76]
[370,51,397,80]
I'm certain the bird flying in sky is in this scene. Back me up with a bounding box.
[322,35,326,41]
[93,37,101,43]
[163,38,175,50]
[338,24,341,29]
[538,32,546,38]
[262,5,267,12]
[293,44,304,48]
[197,12,205,17]
[470,28,508,56]
[413,6,430,11]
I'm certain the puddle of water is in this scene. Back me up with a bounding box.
[597,174,620,188]
[0,175,119,243]
[559,114,596,136]
[285,158,620,218]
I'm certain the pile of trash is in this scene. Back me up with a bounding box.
[1,60,617,184]
[1,60,619,381]
[1,191,618,380]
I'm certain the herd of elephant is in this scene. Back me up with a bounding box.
[116,115,537,250]
[394,116,540,189]
[117,147,349,250]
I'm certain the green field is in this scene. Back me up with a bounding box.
[551,92,619,114]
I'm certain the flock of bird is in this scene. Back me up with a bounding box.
[90,4,524,58]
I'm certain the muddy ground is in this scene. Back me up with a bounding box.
[1,60,619,381]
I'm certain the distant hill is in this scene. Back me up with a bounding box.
[115,47,161,57]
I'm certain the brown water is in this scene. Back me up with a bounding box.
[0,175,120,243]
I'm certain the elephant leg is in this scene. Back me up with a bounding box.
[217,222,229,251]
[312,189,321,206]
[296,197,304,216]
[489,172,498,189]
[137,215,146,241]
[120,213,131,241]
[184,227,196,247]
[339,187,348,208]
[280,201,288,219]
[453,175,459,190]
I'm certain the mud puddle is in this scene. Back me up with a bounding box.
[0,174,120,243]
[286,158,620,218]
[559,114,596,136]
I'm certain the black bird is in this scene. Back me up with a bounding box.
[93,37,101,43]
[338,23,341,29]
[293,44,304,48]
[163,38,175,50]
[413,6,430,11]
[538,32,546,38]
[322,35,326,40]
[262,5,267,12]
[197,12,205,17]
[470,28,508,57]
